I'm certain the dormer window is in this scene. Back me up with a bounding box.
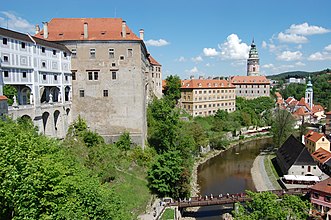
[198,83,202,87]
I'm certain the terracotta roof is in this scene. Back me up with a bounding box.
[181,79,235,89]
[310,177,331,194]
[0,95,8,100]
[293,107,310,116]
[312,105,324,113]
[311,148,331,164]
[230,75,270,85]
[297,97,311,111]
[275,92,282,98]
[285,97,296,104]
[305,130,326,143]
[0,27,70,53]
[35,18,141,41]
[148,55,161,66]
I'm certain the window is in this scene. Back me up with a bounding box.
[109,48,115,58]
[43,74,47,80]
[88,72,93,80]
[53,50,56,55]
[65,75,68,81]
[112,71,116,80]
[21,42,26,49]
[90,48,96,58]
[120,55,124,60]
[42,61,46,68]
[79,89,85,97]
[63,52,67,57]
[313,193,319,199]
[127,49,133,57]
[22,72,27,78]
[71,48,77,57]
[3,56,8,62]
[41,47,46,53]
[103,90,109,97]
[94,72,98,80]
[72,72,76,80]
[325,196,331,202]
[54,75,58,80]
[4,71,9,77]
[112,62,116,67]
[2,38,7,45]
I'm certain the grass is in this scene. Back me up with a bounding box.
[112,169,151,218]
[160,208,175,220]
[264,154,282,190]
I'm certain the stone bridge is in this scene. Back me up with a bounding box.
[8,102,72,139]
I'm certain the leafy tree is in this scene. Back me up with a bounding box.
[147,150,189,199]
[3,85,17,105]
[115,131,132,151]
[271,109,295,148]
[163,75,181,108]
[233,191,311,220]
[280,83,306,101]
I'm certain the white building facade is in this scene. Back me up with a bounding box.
[0,27,72,138]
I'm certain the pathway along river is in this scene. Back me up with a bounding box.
[183,137,273,219]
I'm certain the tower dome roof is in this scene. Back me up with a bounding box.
[248,40,259,59]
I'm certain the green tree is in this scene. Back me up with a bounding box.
[234,191,311,220]
[271,109,295,148]
[163,75,181,108]
[115,131,132,151]
[3,85,17,106]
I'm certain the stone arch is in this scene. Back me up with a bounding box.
[50,87,60,102]
[20,86,31,105]
[53,110,64,138]
[42,111,52,135]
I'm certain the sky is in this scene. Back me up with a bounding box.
[1,0,331,79]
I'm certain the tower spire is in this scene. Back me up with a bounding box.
[247,39,259,76]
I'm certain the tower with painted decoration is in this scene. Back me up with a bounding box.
[305,76,313,109]
[247,40,260,76]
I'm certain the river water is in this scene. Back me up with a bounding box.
[183,138,272,219]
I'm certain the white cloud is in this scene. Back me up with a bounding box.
[0,11,34,33]
[262,64,274,69]
[205,63,211,67]
[189,67,199,74]
[297,44,303,49]
[262,41,267,49]
[203,48,219,57]
[295,61,306,66]
[307,52,331,61]
[145,39,170,47]
[277,50,302,61]
[286,22,330,36]
[219,34,250,60]
[325,44,331,51]
[191,56,203,62]
[177,56,186,62]
[277,32,308,44]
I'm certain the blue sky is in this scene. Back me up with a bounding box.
[1,0,331,79]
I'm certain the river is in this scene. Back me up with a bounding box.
[183,137,272,219]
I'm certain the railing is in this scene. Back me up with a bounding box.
[167,188,310,208]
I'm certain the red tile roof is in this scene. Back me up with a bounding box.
[310,177,331,194]
[230,76,270,85]
[311,148,331,164]
[312,105,324,113]
[293,107,310,116]
[275,92,282,98]
[35,18,141,41]
[181,79,235,89]
[285,97,296,104]
[305,130,326,143]
[297,97,311,111]
[0,96,8,100]
[148,55,161,66]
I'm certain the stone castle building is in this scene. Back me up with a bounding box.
[0,27,72,138]
[180,76,236,117]
[35,18,162,146]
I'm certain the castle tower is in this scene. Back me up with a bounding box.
[247,39,260,76]
[305,76,313,109]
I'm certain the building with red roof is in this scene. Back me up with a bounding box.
[310,177,331,218]
[305,130,330,153]
[326,111,331,137]
[35,18,160,147]
[230,75,270,99]
[179,76,236,116]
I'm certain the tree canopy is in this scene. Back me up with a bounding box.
[271,109,295,148]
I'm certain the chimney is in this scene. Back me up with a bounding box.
[42,22,48,39]
[207,76,212,80]
[84,22,88,39]
[139,29,144,40]
[199,76,204,80]
[190,75,194,80]
[122,21,126,38]
[35,25,40,34]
